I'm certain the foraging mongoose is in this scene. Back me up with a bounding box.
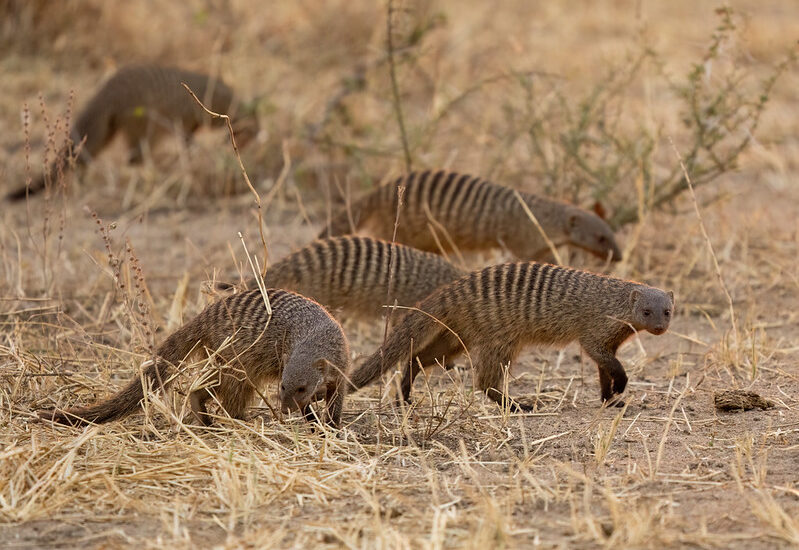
[39,289,349,428]
[349,262,673,409]
[319,169,622,263]
[8,65,257,200]
[220,236,466,319]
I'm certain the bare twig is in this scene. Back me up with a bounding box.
[513,190,563,265]
[386,0,412,171]
[382,185,405,347]
[669,136,738,363]
[182,82,269,271]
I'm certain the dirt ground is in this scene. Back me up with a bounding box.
[1,1,798,548]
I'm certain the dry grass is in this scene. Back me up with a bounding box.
[2,1,798,548]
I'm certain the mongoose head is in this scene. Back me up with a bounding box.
[565,210,622,262]
[279,334,348,414]
[629,287,674,335]
[279,353,326,414]
[230,116,259,149]
[229,97,262,149]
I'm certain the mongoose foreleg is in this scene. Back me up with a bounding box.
[582,342,629,406]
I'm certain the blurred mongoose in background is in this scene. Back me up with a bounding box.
[8,65,257,200]
[349,262,673,409]
[39,289,349,428]
[219,236,466,319]
[319,169,622,263]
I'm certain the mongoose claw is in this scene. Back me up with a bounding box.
[602,395,626,408]
[509,400,535,413]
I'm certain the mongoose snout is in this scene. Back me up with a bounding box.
[280,385,314,413]
[566,211,623,262]
[279,362,324,413]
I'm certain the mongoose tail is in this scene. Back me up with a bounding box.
[348,309,456,392]
[39,360,170,427]
[39,323,200,426]
[5,146,78,201]
[318,183,391,239]
[5,176,46,201]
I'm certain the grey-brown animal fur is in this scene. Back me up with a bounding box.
[320,169,622,263]
[8,65,256,201]
[349,262,673,409]
[222,236,466,320]
[40,289,349,428]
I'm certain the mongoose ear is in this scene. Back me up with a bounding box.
[667,290,674,304]
[629,288,641,305]
[313,358,331,374]
[592,201,608,221]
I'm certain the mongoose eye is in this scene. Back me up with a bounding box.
[296,386,306,394]
[598,236,607,244]
[280,384,286,392]
[643,310,651,317]
[664,310,671,317]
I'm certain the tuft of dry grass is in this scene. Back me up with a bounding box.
[1,1,799,548]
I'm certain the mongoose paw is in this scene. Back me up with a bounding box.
[307,418,340,434]
[509,400,535,413]
[394,393,414,407]
[602,395,626,408]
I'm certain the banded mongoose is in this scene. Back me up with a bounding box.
[39,289,349,428]
[348,262,673,409]
[8,65,257,201]
[220,236,466,320]
[319,169,622,263]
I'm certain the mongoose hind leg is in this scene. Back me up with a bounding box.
[120,116,150,164]
[128,142,145,165]
[399,333,462,404]
[215,371,258,421]
[189,388,215,426]
[476,343,533,412]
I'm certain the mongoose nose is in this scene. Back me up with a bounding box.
[611,246,623,262]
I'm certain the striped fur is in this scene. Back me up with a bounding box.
[39,289,349,428]
[226,236,466,319]
[349,262,673,409]
[320,169,622,263]
[8,65,257,201]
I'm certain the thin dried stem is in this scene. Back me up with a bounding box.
[386,0,412,171]
[182,82,269,269]
[669,136,738,363]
